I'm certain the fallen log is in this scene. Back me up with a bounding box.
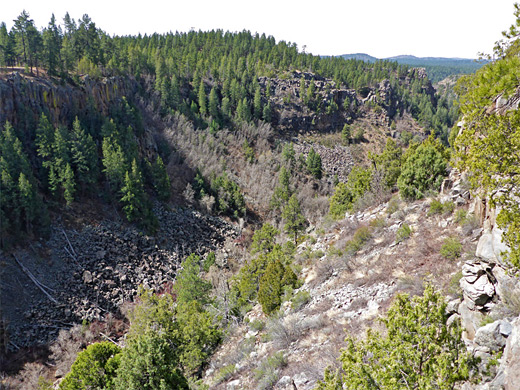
[12,255,59,304]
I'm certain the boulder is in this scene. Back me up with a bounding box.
[474,320,510,352]
[459,300,484,341]
[476,227,510,266]
[503,316,520,390]
[460,259,496,311]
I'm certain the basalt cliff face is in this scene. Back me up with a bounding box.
[0,72,138,128]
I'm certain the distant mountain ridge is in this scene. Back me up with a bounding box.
[339,53,486,82]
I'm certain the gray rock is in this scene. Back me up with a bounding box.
[82,270,93,284]
[503,316,520,390]
[460,259,496,310]
[276,376,292,388]
[459,300,484,341]
[446,298,461,314]
[499,320,513,337]
[447,313,461,328]
[474,320,508,352]
[227,379,241,390]
[293,372,311,389]
[476,227,510,266]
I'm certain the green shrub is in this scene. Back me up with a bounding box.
[386,196,400,215]
[396,223,413,243]
[428,199,455,216]
[462,215,480,235]
[454,209,468,224]
[214,364,236,385]
[203,251,216,272]
[59,342,121,390]
[291,290,311,311]
[329,167,372,219]
[440,237,463,260]
[369,217,386,229]
[345,226,372,255]
[397,136,448,200]
[250,319,265,332]
[315,284,476,390]
[254,352,288,390]
[448,270,463,298]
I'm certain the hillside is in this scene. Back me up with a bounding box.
[1,8,520,390]
[339,53,486,82]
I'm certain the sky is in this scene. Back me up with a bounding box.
[2,0,518,59]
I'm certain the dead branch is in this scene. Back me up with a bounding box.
[61,228,77,258]
[12,255,59,304]
[100,332,122,347]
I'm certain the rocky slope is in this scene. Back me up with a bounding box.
[0,204,238,349]
[202,170,520,390]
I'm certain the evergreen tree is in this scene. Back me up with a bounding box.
[251,223,279,255]
[62,163,76,206]
[17,172,36,233]
[0,23,15,67]
[397,136,447,200]
[102,137,127,189]
[42,14,62,76]
[316,285,475,390]
[35,114,55,165]
[282,194,305,244]
[208,86,219,119]
[253,85,262,120]
[306,147,322,179]
[262,101,272,122]
[12,11,31,67]
[59,342,121,390]
[341,124,351,144]
[197,79,207,116]
[152,156,171,201]
[114,333,188,390]
[174,254,212,307]
[120,160,145,223]
[221,96,231,121]
[70,117,98,189]
[270,166,291,210]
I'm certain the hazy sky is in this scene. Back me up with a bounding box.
[2,0,517,58]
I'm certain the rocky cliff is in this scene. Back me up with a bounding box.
[0,72,139,129]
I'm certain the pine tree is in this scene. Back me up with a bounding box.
[35,114,55,166]
[152,156,171,201]
[120,160,145,223]
[12,11,31,67]
[262,101,272,122]
[62,163,76,206]
[306,147,322,179]
[282,194,305,244]
[70,117,98,189]
[197,79,207,116]
[174,253,212,306]
[17,172,36,233]
[221,97,231,121]
[102,137,127,189]
[208,86,219,119]
[42,14,62,76]
[253,85,262,120]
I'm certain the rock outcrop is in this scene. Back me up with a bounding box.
[0,72,138,129]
